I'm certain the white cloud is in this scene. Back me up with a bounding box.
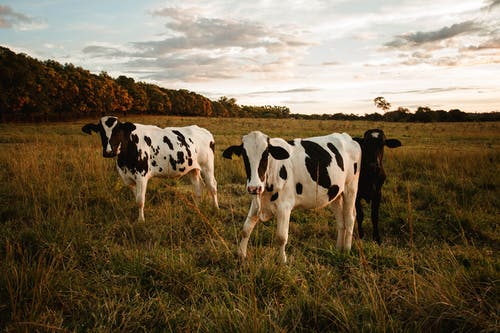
[0,5,46,31]
[82,5,315,83]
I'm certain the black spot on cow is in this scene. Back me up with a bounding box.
[173,130,190,152]
[163,136,174,150]
[188,158,193,166]
[257,150,269,181]
[177,151,185,164]
[287,140,295,146]
[152,160,157,167]
[173,130,193,162]
[296,183,303,195]
[210,141,215,152]
[271,192,279,201]
[105,117,117,128]
[159,167,163,172]
[153,145,161,156]
[327,142,344,171]
[137,151,149,176]
[241,149,251,181]
[266,184,274,192]
[354,162,358,174]
[279,165,288,180]
[301,140,332,189]
[144,136,152,147]
[328,185,340,201]
[115,124,148,176]
[179,167,185,172]
[189,138,194,144]
[169,155,177,170]
[118,147,148,176]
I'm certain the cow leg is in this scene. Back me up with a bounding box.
[201,167,219,209]
[355,199,364,239]
[331,196,345,249]
[342,185,358,251]
[238,198,260,260]
[276,206,292,263]
[189,169,203,203]
[371,190,382,244]
[118,168,135,191]
[135,177,149,222]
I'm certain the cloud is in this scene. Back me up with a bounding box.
[322,61,341,66]
[380,86,480,95]
[463,37,500,50]
[82,6,314,82]
[82,45,131,58]
[0,5,45,30]
[124,54,242,81]
[282,100,321,104]
[0,5,30,28]
[484,0,500,10]
[385,20,482,48]
[136,7,311,55]
[381,6,500,68]
[247,87,322,95]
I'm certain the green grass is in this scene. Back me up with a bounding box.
[0,117,499,332]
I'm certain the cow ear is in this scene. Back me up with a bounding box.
[82,123,99,135]
[269,144,289,160]
[353,137,364,145]
[222,145,242,159]
[385,139,402,148]
[120,122,136,134]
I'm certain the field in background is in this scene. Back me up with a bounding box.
[0,117,498,332]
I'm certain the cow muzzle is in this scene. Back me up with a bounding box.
[103,150,116,158]
[247,185,263,195]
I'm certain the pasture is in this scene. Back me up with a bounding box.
[0,117,498,332]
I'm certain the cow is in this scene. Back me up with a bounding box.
[223,131,361,263]
[353,129,401,244]
[82,116,219,221]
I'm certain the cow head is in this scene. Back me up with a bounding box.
[354,129,401,177]
[82,116,136,158]
[223,131,289,195]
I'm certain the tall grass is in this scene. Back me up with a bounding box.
[0,118,498,332]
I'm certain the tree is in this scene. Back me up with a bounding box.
[116,76,147,114]
[143,84,171,114]
[373,96,391,112]
[414,106,433,122]
[218,96,241,117]
[448,109,467,122]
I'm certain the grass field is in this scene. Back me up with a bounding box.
[0,116,498,332]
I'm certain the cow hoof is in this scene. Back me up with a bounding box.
[238,250,247,261]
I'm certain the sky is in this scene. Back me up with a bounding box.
[1,0,499,115]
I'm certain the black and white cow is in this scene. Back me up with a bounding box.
[354,129,401,243]
[82,116,219,221]
[223,131,361,263]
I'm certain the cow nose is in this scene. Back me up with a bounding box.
[247,186,263,195]
[103,150,115,158]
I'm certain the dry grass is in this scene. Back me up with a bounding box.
[0,117,499,332]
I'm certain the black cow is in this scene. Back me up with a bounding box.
[354,129,401,243]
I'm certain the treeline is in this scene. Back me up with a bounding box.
[1,46,498,123]
[0,46,290,122]
[294,107,500,122]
